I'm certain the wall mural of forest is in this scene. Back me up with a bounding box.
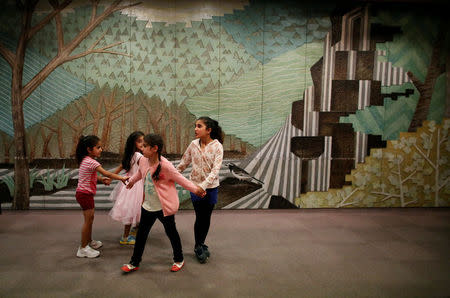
[0,0,448,210]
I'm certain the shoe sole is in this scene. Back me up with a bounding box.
[170,264,184,272]
[121,268,138,273]
[76,253,100,258]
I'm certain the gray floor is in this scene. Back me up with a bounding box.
[0,208,449,297]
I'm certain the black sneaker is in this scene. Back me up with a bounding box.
[201,244,210,258]
[194,245,207,263]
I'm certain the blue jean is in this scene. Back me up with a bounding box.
[192,198,215,246]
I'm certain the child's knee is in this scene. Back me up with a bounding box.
[84,212,95,223]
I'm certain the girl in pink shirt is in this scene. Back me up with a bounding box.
[121,134,205,273]
[75,135,128,259]
[177,117,224,264]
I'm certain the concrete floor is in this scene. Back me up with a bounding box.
[0,208,449,297]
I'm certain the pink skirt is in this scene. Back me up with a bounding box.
[109,179,143,227]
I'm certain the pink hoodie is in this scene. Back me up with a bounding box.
[128,156,198,216]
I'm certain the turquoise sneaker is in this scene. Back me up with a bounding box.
[119,235,136,245]
[130,227,138,237]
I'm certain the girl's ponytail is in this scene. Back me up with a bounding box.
[198,116,223,144]
[152,158,162,181]
[75,135,100,165]
[144,134,164,181]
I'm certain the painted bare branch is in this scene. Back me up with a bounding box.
[27,0,72,40]
[54,11,64,55]
[40,116,65,157]
[90,0,100,23]
[0,43,15,66]
[65,41,131,62]
[21,0,141,101]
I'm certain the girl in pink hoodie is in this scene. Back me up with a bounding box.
[121,134,205,273]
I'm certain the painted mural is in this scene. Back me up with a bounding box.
[0,0,448,210]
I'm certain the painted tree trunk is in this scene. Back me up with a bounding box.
[1,133,12,163]
[11,7,31,209]
[11,73,30,210]
[408,28,445,132]
[446,54,450,118]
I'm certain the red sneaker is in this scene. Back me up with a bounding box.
[170,260,184,272]
[121,264,139,273]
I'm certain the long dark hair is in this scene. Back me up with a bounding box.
[75,135,100,165]
[144,133,164,181]
[197,116,223,144]
[122,131,144,172]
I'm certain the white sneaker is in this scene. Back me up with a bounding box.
[90,240,103,249]
[77,245,100,258]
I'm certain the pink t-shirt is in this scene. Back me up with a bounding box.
[76,156,101,195]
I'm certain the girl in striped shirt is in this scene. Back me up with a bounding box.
[75,135,128,258]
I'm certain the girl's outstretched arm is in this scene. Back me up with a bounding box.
[96,166,128,183]
[113,164,123,175]
[126,166,144,189]
[98,175,111,185]
[167,161,205,197]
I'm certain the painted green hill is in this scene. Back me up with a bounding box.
[214,0,330,63]
[185,42,324,146]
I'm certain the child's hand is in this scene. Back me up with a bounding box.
[102,177,111,186]
[194,185,206,198]
[121,176,129,184]
[126,180,135,189]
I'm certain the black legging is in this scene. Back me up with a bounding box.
[130,208,183,266]
[192,199,215,246]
